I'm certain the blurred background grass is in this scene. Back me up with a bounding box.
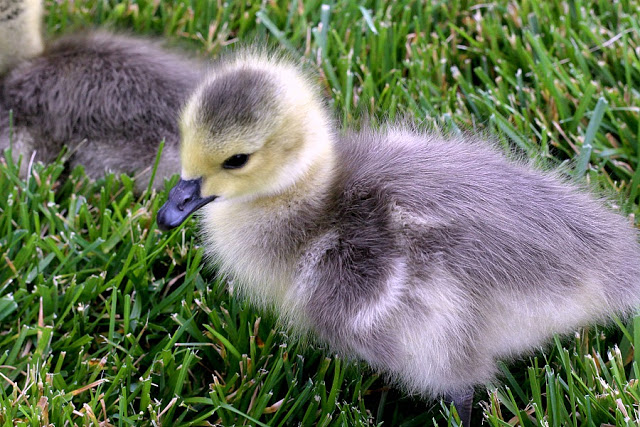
[1,0,639,425]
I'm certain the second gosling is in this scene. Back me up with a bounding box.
[157,53,640,426]
[0,0,202,191]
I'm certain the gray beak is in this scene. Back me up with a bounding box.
[157,178,217,230]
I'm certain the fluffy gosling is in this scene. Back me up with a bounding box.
[0,0,202,191]
[157,53,640,426]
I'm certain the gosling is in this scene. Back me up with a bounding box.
[157,53,640,426]
[0,0,202,191]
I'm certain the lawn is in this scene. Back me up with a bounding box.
[1,0,640,425]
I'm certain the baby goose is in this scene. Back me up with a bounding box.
[157,53,640,425]
[0,0,202,191]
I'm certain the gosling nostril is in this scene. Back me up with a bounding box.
[177,196,192,211]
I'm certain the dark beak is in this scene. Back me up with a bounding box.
[157,178,217,231]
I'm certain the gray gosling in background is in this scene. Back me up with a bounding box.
[156,52,640,426]
[0,0,203,192]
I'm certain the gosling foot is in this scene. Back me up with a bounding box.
[444,388,474,427]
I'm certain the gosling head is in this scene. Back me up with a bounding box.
[157,53,333,230]
[0,0,43,74]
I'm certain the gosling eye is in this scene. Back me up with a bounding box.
[222,154,250,170]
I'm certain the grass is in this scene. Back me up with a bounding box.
[1,0,640,425]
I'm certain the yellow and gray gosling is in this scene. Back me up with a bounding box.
[0,0,203,191]
[157,53,640,426]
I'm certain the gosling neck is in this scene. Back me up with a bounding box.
[291,131,336,204]
[265,110,336,210]
[0,0,44,75]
